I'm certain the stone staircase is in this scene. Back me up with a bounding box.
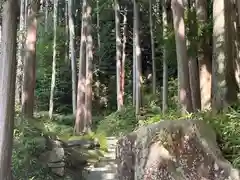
[86,137,117,180]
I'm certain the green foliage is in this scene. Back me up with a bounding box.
[200,110,240,168]
[35,0,179,115]
[96,105,164,136]
[97,106,137,136]
[12,120,54,180]
[36,23,72,113]
[12,113,107,179]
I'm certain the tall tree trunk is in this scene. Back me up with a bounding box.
[68,0,77,114]
[133,0,142,116]
[75,0,87,134]
[212,0,226,112]
[45,0,48,32]
[195,0,212,110]
[188,0,201,111]
[22,0,40,118]
[133,3,136,106]
[96,0,100,50]
[224,0,239,104]
[171,0,193,114]
[25,0,29,24]
[121,5,127,107]
[49,0,58,119]
[149,0,156,95]
[16,0,25,106]
[162,0,169,113]
[233,0,240,88]
[40,0,44,11]
[115,0,123,110]
[0,0,17,178]
[85,3,93,132]
[133,39,136,106]
[64,0,69,64]
[0,21,1,42]
[236,0,240,26]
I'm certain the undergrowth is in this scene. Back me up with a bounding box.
[96,105,161,136]
[13,119,54,180]
[13,113,107,179]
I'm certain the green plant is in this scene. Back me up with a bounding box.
[12,119,54,179]
[202,110,240,168]
[97,106,137,136]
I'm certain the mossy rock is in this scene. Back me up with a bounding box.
[65,147,104,167]
[63,133,108,151]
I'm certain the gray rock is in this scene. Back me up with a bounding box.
[39,147,65,163]
[116,119,240,180]
[39,136,102,178]
[48,162,65,168]
[45,138,64,149]
[63,139,100,149]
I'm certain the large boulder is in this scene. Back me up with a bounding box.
[116,119,240,180]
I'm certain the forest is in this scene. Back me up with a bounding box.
[1,0,240,179]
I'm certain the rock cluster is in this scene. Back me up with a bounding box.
[39,137,101,178]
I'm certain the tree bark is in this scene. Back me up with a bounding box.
[85,3,93,132]
[64,0,69,64]
[121,5,127,108]
[236,0,240,27]
[133,3,136,107]
[75,0,87,134]
[96,0,100,50]
[49,0,58,119]
[171,0,193,114]
[0,0,18,179]
[195,0,212,110]
[22,0,40,118]
[115,0,123,110]
[68,0,77,114]
[212,0,226,112]
[188,0,201,111]
[25,0,29,26]
[224,0,239,104]
[149,0,156,95]
[162,0,169,113]
[233,0,240,89]
[133,0,142,116]
[45,0,49,32]
[16,0,25,106]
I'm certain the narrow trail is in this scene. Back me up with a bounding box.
[86,137,117,180]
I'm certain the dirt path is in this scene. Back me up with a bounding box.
[86,137,117,180]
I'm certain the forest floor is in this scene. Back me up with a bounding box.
[86,136,117,180]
